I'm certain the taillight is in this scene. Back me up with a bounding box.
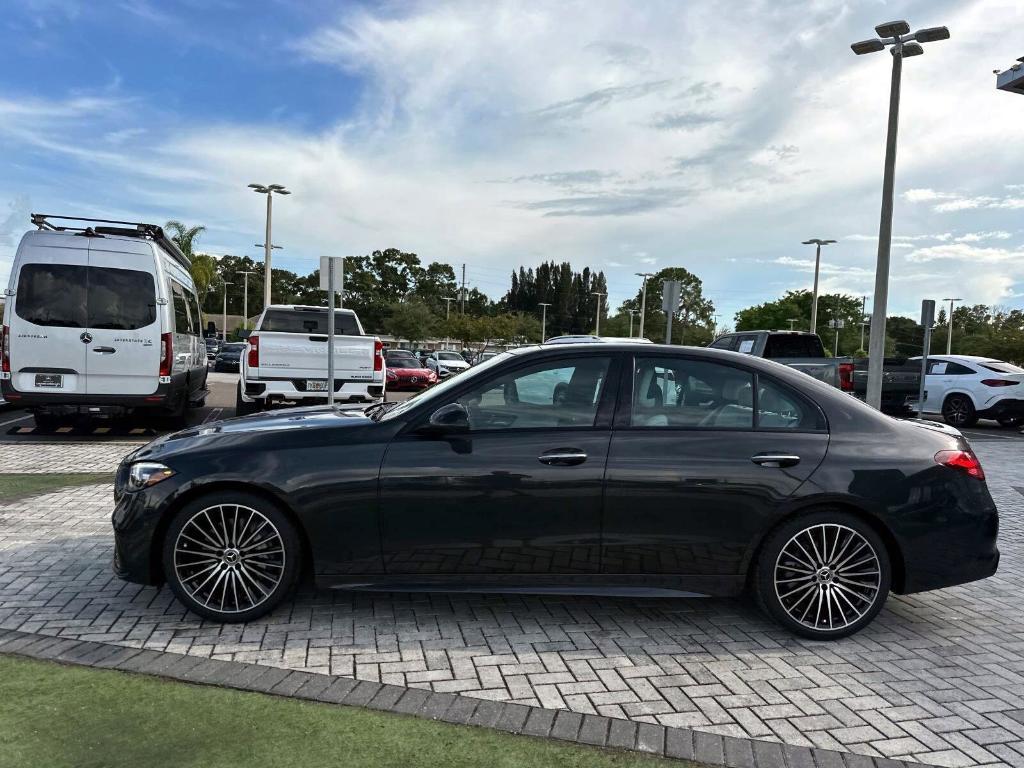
[159,332,173,377]
[838,362,854,392]
[935,449,985,480]
[247,335,259,368]
[1,325,10,374]
[980,379,1018,387]
[374,339,384,372]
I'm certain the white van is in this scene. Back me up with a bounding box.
[1,215,208,426]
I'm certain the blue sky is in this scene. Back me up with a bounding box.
[2,0,1023,327]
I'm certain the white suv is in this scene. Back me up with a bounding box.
[911,354,1024,427]
[425,350,470,378]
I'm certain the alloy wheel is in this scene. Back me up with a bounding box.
[944,396,971,426]
[773,523,882,632]
[172,504,286,614]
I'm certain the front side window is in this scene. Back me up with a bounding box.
[632,357,754,429]
[15,263,88,327]
[456,356,611,430]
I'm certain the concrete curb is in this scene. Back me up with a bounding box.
[0,627,917,768]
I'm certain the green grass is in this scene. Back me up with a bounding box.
[0,473,113,503]
[0,656,690,768]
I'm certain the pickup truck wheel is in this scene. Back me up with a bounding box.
[942,394,977,428]
[235,384,257,417]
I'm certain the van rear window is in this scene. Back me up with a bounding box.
[15,264,155,330]
[260,309,361,335]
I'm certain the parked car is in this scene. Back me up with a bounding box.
[237,305,384,415]
[709,331,919,415]
[1,214,208,428]
[213,343,246,373]
[425,350,471,378]
[112,342,998,639]
[473,351,500,365]
[205,337,222,361]
[384,349,438,391]
[908,354,1024,427]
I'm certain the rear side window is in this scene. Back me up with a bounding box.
[170,281,193,335]
[260,309,360,335]
[89,267,156,330]
[757,378,826,431]
[763,335,823,358]
[979,361,1023,374]
[708,336,736,351]
[15,264,155,330]
[15,264,87,327]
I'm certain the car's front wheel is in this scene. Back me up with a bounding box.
[162,492,301,622]
[753,511,891,640]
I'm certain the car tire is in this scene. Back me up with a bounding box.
[997,416,1023,428]
[752,510,891,640]
[32,411,62,431]
[942,394,978,428]
[235,384,257,417]
[162,491,301,623]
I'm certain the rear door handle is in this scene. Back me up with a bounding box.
[538,450,587,466]
[751,453,800,468]
[92,347,116,354]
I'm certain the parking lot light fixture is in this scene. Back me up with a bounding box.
[943,297,962,354]
[221,281,233,342]
[592,292,606,335]
[249,183,290,308]
[538,302,552,342]
[851,18,949,409]
[628,309,639,337]
[802,238,836,334]
[239,271,256,329]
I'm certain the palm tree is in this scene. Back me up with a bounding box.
[165,220,215,308]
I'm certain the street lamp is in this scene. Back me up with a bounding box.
[802,238,836,333]
[239,271,256,330]
[787,318,800,331]
[635,272,654,338]
[538,302,552,342]
[442,296,457,350]
[995,56,1024,94]
[249,183,290,309]
[221,281,234,342]
[628,309,639,337]
[943,297,961,354]
[592,292,606,335]
[852,19,950,409]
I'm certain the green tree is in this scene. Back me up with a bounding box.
[618,267,714,344]
[165,220,217,310]
[383,301,437,346]
[734,290,864,356]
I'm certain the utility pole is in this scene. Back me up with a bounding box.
[538,302,552,342]
[834,296,841,357]
[943,297,961,354]
[859,296,868,351]
[248,183,290,309]
[852,19,949,409]
[803,238,836,333]
[460,264,467,315]
[442,296,457,351]
[221,281,233,342]
[628,309,638,337]
[592,292,605,335]
[635,272,654,338]
[239,271,256,329]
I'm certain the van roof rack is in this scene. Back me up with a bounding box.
[30,213,191,268]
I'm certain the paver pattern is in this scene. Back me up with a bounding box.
[0,441,1021,767]
[0,441,138,473]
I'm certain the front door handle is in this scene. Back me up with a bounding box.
[538,450,587,466]
[751,453,800,468]
[92,346,116,354]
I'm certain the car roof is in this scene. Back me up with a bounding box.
[264,304,356,314]
[909,354,998,363]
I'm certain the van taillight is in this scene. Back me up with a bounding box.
[838,362,854,392]
[159,332,173,377]
[1,325,9,374]
[247,335,259,368]
[374,339,384,372]
[935,449,985,481]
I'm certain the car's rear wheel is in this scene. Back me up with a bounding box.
[162,492,301,622]
[942,394,977,427]
[753,511,891,640]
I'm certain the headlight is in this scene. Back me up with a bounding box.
[127,462,175,491]
[386,370,398,381]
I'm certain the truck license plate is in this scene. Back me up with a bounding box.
[306,380,329,392]
[34,374,63,388]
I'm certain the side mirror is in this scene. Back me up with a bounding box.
[422,402,471,434]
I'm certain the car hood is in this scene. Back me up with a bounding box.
[131,405,374,463]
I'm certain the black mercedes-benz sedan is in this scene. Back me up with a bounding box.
[111,343,999,639]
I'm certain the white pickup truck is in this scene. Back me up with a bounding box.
[236,305,384,415]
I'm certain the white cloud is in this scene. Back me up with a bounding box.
[905,243,1024,264]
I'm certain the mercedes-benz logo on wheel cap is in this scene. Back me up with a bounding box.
[80,332,93,344]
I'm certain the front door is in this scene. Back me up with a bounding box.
[602,354,829,579]
[378,353,617,575]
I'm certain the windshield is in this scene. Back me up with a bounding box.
[387,353,421,367]
[980,361,1024,374]
[379,351,512,421]
[438,352,463,361]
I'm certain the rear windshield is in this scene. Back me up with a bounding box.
[259,309,361,335]
[763,335,824,359]
[980,361,1024,374]
[15,264,155,330]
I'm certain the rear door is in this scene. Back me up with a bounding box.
[8,235,89,395]
[85,238,160,395]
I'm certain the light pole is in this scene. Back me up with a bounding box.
[442,296,457,350]
[538,302,552,342]
[787,318,800,331]
[802,238,836,333]
[859,296,868,351]
[628,309,638,337]
[248,183,290,309]
[592,292,605,335]
[635,272,653,338]
[221,281,233,342]
[852,19,950,409]
[943,297,961,354]
[239,270,256,329]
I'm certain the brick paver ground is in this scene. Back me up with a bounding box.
[0,440,1021,767]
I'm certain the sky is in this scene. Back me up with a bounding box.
[1,0,1022,327]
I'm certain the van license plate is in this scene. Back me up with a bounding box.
[306,380,329,392]
[35,374,63,389]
